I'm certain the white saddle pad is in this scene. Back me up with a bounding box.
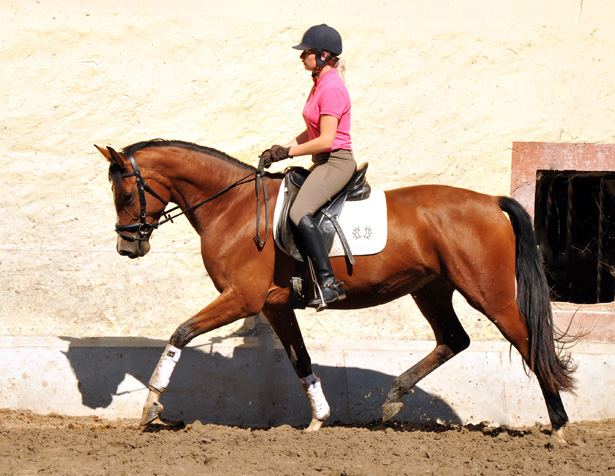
[273,184,388,257]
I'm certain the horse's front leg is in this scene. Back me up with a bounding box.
[262,305,330,431]
[141,343,181,426]
[141,290,257,426]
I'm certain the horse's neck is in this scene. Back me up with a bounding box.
[162,151,254,224]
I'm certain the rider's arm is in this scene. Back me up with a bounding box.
[287,115,339,157]
[285,130,309,147]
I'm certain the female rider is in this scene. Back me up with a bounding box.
[260,24,356,309]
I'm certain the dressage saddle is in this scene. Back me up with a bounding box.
[275,162,371,264]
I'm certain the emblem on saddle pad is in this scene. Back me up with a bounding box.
[273,163,388,264]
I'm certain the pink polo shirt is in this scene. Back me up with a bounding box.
[302,68,352,151]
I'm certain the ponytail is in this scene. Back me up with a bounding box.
[334,57,347,83]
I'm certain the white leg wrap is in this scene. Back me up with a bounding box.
[300,373,330,421]
[148,344,182,393]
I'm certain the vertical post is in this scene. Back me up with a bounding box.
[596,177,605,302]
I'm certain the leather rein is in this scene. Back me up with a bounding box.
[115,154,269,246]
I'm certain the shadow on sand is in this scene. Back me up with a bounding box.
[60,318,461,427]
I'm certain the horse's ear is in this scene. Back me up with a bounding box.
[95,144,113,162]
[95,145,130,171]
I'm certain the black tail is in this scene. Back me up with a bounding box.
[498,197,576,394]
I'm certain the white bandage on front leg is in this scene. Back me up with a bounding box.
[300,373,330,421]
[148,344,182,394]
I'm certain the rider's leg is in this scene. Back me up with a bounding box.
[295,213,346,308]
[289,150,356,309]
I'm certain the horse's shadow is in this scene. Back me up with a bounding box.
[60,319,461,427]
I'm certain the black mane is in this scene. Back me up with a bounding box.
[121,139,256,172]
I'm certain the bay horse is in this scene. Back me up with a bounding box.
[96,139,575,441]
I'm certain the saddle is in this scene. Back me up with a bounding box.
[275,163,371,265]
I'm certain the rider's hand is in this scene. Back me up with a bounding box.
[259,145,290,169]
[270,145,291,162]
[259,148,274,168]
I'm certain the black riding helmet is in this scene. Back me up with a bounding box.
[293,24,342,68]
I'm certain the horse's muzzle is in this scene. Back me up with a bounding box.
[117,236,151,259]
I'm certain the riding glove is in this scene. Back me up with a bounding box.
[259,145,291,168]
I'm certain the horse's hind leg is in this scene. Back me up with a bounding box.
[262,306,330,431]
[475,301,569,442]
[383,280,470,421]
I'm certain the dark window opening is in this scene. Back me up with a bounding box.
[534,171,615,304]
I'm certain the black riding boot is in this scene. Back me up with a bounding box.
[295,215,346,309]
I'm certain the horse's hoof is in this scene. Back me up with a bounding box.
[551,426,568,445]
[382,402,403,422]
[304,418,325,432]
[140,401,164,426]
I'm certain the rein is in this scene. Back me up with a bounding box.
[254,157,269,247]
[116,154,269,246]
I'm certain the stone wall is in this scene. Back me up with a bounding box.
[1,0,614,341]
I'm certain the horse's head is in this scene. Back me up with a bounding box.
[96,145,170,259]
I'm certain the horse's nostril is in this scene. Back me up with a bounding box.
[117,246,138,258]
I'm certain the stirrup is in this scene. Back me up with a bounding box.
[308,280,346,311]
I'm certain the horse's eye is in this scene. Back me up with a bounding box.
[123,193,133,203]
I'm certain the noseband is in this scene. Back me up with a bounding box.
[115,155,170,242]
[115,154,269,246]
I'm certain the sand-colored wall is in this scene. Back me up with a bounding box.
[1,0,614,341]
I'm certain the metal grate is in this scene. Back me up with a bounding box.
[534,171,615,304]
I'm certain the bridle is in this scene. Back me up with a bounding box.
[115,155,169,243]
[115,154,269,246]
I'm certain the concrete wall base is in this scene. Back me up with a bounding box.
[1,336,612,428]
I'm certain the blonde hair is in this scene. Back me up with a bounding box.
[333,57,347,83]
